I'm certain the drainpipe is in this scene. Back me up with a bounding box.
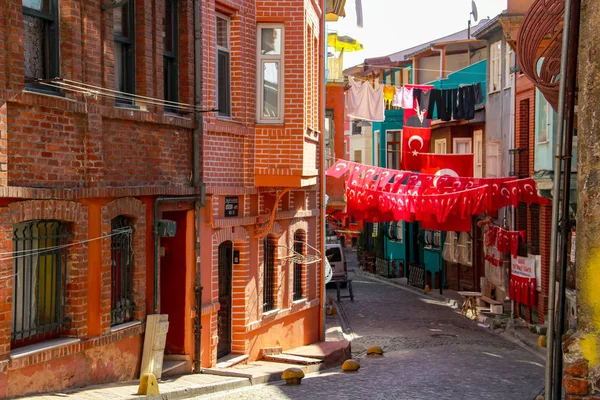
[545,0,573,397]
[192,0,204,373]
[319,0,327,342]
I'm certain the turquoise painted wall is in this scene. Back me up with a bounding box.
[426,60,487,120]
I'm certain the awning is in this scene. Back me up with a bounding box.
[326,0,346,21]
[327,33,364,52]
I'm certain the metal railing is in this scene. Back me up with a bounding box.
[12,220,71,349]
[408,262,426,289]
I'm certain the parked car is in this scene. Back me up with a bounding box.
[325,243,347,284]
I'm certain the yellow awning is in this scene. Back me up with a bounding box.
[327,33,364,52]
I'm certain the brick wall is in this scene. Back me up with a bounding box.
[1,0,197,190]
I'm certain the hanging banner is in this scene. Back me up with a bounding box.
[511,255,536,278]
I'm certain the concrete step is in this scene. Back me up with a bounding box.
[216,354,249,369]
[262,353,323,365]
[162,359,189,378]
[283,340,351,369]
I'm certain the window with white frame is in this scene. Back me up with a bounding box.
[387,130,401,169]
[453,138,472,154]
[474,130,483,178]
[538,93,551,143]
[216,15,231,117]
[434,138,447,154]
[486,142,500,177]
[490,41,501,92]
[257,25,284,123]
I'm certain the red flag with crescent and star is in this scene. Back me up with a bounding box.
[410,153,474,177]
[401,126,431,171]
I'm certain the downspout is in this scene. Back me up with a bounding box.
[319,0,327,341]
[545,0,573,397]
[192,0,204,373]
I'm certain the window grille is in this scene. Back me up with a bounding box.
[263,236,276,312]
[163,0,179,112]
[293,231,305,301]
[12,220,71,349]
[110,216,134,326]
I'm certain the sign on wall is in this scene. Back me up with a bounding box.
[225,196,239,217]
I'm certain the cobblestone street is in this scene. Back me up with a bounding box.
[197,250,545,400]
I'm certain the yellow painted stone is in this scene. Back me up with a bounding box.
[424,285,430,294]
[538,335,547,348]
[282,367,305,385]
[342,359,360,372]
[367,346,384,355]
[137,373,160,395]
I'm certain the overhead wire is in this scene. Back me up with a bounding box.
[33,78,218,114]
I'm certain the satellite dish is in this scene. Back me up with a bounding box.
[471,0,479,22]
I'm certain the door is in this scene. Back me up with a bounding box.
[217,241,233,359]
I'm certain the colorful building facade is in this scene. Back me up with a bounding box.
[0,0,324,397]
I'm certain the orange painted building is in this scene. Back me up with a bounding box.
[0,0,324,397]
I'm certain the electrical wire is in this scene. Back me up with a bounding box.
[33,78,218,114]
[0,227,132,261]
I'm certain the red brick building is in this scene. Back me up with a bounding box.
[0,0,324,397]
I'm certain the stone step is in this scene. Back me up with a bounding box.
[262,353,323,365]
[215,354,249,369]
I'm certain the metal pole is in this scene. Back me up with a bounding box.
[553,0,580,397]
[319,0,327,342]
[545,0,573,398]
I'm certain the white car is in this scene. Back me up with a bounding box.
[325,243,347,283]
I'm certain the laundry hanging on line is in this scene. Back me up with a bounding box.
[346,76,385,122]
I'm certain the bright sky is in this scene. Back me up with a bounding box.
[331,0,508,70]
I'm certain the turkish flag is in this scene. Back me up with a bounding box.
[401,127,431,171]
[410,153,474,177]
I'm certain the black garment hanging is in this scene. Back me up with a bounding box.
[427,89,451,121]
[473,82,483,105]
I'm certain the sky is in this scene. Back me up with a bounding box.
[330,0,508,69]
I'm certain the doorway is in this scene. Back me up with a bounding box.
[160,210,188,355]
[217,241,233,359]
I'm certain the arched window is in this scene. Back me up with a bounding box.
[111,216,134,326]
[293,230,306,300]
[263,235,277,312]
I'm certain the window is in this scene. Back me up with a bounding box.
[114,0,135,105]
[474,130,483,178]
[423,230,441,249]
[351,121,362,135]
[293,231,305,301]
[12,220,71,349]
[354,150,362,164]
[489,41,501,92]
[537,92,551,143]
[111,216,134,326]
[163,0,178,112]
[505,44,515,89]
[387,130,401,170]
[217,15,231,117]
[263,236,276,312]
[325,110,335,168]
[434,139,447,154]
[486,142,500,177]
[453,138,472,154]
[387,221,403,243]
[257,24,283,123]
[23,0,59,90]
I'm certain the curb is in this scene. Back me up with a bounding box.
[147,377,251,400]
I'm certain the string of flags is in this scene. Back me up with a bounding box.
[326,159,550,232]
